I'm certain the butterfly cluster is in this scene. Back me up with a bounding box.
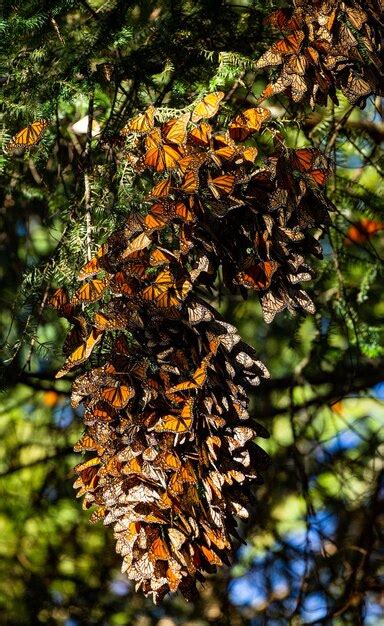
[256,1,383,106]
[50,264,270,601]
[48,91,338,601]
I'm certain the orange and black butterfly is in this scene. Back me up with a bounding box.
[56,328,103,378]
[152,399,194,433]
[180,169,199,194]
[72,279,107,304]
[166,356,210,394]
[346,217,384,245]
[229,107,271,141]
[142,114,189,172]
[143,142,184,172]
[142,269,192,308]
[143,202,172,230]
[191,92,225,123]
[109,271,139,296]
[149,247,177,267]
[122,106,155,135]
[208,173,236,199]
[100,382,135,408]
[189,121,212,146]
[77,245,107,280]
[256,31,305,68]
[160,113,190,145]
[49,287,75,319]
[147,177,171,199]
[236,260,279,290]
[292,147,330,186]
[5,119,49,152]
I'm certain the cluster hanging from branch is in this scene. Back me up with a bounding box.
[256,0,383,106]
[49,89,335,601]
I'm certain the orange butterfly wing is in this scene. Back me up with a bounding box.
[144,144,184,172]
[101,384,135,408]
[161,113,189,145]
[122,106,155,134]
[56,328,103,378]
[191,92,225,123]
[229,107,271,141]
[208,173,235,199]
[72,279,106,303]
[6,120,48,151]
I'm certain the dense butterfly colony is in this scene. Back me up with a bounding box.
[257,0,383,106]
[48,91,335,601]
[41,0,382,604]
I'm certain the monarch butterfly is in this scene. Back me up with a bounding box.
[161,113,190,145]
[189,121,212,146]
[346,218,384,244]
[74,434,105,454]
[122,105,155,135]
[77,245,107,280]
[153,399,194,433]
[211,143,238,165]
[264,8,302,30]
[149,247,176,266]
[229,107,271,141]
[174,201,195,222]
[144,128,162,150]
[166,356,210,394]
[122,232,152,257]
[5,119,49,152]
[48,287,74,319]
[153,449,181,470]
[341,73,372,104]
[208,173,236,199]
[124,259,149,279]
[273,31,305,55]
[94,309,128,330]
[177,152,207,174]
[148,537,170,562]
[260,288,287,323]
[166,566,182,592]
[345,6,367,30]
[74,456,101,476]
[169,460,196,489]
[142,269,191,308]
[143,143,184,172]
[200,545,223,566]
[292,148,330,185]
[191,91,225,123]
[256,31,304,68]
[292,147,318,171]
[100,383,135,408]
[144,202,171,230]
[285,53,307,75]
[147,177,171,198]
[56,328,103,378]
[72,278,107,304]
[236,261,279,290]
[306,46,320,65]
[89,507,106,524]
[202,526,230,550]
[84,402,115,423]
[109,271,138,296]
[180,169,199,194]
[241,146,258,163]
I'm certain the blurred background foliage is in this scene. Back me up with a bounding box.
[0,0,383,624]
